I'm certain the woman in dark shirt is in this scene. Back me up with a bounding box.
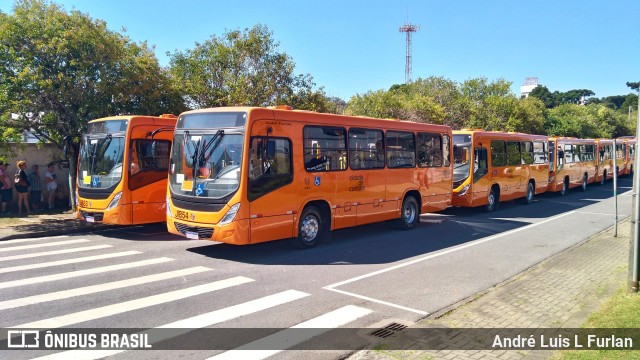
[15,160,31,215]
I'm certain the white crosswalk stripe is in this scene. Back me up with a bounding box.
[0,257,174,289]
[0,244,113,262]
[0,266,212,311]
[0,239,90,252]
[28,290,311,360]
[0,250,141,274]
[208,305,373,360]
[0,235,68,245]
[8,276,255,330]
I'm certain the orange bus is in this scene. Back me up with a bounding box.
[166,106,452,248]
[76,115,177,224]
[617,136,637,175]
[452,130,549,211]
[594,139,619,184]
[547,137,597,194]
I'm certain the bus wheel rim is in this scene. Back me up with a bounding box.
[488,193,495,208]
[301,216,319,242]
[404,202,416,224]
[527,184,533,201]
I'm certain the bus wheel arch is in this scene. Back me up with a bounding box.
[396,193,420,230]
[292,201,331,249]
[485,185,500,212]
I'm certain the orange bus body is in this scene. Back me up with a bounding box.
[617,136,636,175]
[452,130,549,210]
[76,115,177,225]
[547,137,597,193]
[166,107,453,247]
[593,139,620,184]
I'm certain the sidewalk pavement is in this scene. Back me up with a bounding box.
[0,209,118,241]
[350,218,631,360]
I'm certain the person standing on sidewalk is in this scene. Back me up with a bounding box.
[28,164,42,212]
[0,163,12,214]
[45,163,58,210]
[14,160,31,216]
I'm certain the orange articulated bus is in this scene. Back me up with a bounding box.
[76,115,177,224]
[547,137,597,194]
[618,136,637,175]
[166,106,453,248]
[452,130,549,211]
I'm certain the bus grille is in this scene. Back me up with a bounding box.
[174,222,214,239]
[80,211,104,222]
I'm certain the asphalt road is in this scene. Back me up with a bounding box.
[0,177,633,360]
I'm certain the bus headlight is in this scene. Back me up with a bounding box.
[166,196,173,218]
[219,203,240,225]
[457,184,470,196]
[106,192,122,210]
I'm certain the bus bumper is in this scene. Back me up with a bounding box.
[167,218,250,245]
[77,204,132,225]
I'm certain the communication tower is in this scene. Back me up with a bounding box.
[399,22,420,83]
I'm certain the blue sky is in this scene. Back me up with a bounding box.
[2,0,639,101]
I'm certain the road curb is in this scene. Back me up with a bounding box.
[0,223,122,241]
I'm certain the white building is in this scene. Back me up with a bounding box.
[520,77,539,98]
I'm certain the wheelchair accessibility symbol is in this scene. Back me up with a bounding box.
[195,183,204,196]
[91,176,99,188]
[314,176,320,186]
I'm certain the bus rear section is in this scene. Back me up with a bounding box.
[452,130,549,211]
[595,139,615,184]
[547,137,597,194]
[618,137,637,175]
[76,115,177,225]
[166,106,453,248]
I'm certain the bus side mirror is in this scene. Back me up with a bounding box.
[266,140,276,160]
[62,135,72,160]
[150,141,157,158]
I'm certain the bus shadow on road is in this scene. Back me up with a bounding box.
[186,177,631,265]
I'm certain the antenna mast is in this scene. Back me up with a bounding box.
[399,22,420,83]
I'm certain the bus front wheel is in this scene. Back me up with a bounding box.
[292,206,324,249]
[396,196,419,230]
[485,187,499,212]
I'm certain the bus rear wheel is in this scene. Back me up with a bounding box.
[291,206,325,249]
[396,196,419,230]
[581,174,588,192]
[600,171,607,185]
[521,181,534,205]
[561,178,569,196]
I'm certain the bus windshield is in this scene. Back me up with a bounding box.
[453,143,471,186]
[453,134,472,186]
[170,132,243,199]
[78,134,125,189]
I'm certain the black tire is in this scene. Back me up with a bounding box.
[560,178,569,196]
[600,171,607,185]
[396,196,419,230]
[291,206,324,249]
[521,181,534,205]
[581,174,588,192]
[485,187,499,212]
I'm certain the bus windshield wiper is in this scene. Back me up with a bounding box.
[193,130,224,193]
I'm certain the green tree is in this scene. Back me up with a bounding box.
[168,24,331,111]
[0,0,185,206]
